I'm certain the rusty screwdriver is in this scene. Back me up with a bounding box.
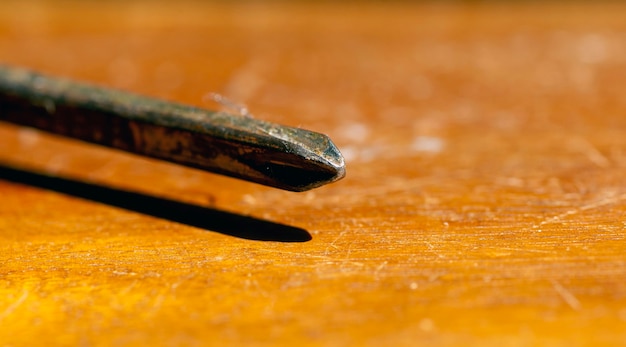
[0,66,345,191]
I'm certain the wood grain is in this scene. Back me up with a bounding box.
[1,2,626,346]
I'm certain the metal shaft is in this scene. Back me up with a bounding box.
[0,66,345,191]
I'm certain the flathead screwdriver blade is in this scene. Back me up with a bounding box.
[0,66,345,191]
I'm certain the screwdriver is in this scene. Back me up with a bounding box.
[0,66,346,192]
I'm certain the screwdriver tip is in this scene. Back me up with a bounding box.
[244,124,346,192]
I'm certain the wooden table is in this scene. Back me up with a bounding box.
[1,2,626,345]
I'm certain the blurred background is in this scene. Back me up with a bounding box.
[3,1,626,206]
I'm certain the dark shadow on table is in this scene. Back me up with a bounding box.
[0,164,312,242]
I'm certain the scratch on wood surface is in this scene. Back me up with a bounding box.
[258,249,364,267]
[339,242,366,270]
[535,192,626,229]
[374,261,388,280]
[117,280,139,296]
[344,242,354,262]
[496,247,554,254]
[144,290,167,317]
[570,137,611,168]
[551,280,582,311]
[0,291,29,321]
[326,231,347,254]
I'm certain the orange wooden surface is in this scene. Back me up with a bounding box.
[2,1,626,346]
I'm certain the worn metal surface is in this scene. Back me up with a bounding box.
[0,66,345,191]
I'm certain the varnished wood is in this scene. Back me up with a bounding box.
[1,2,626,345]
